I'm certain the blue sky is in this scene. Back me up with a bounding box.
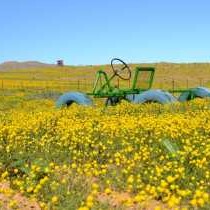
[1,0,210,65]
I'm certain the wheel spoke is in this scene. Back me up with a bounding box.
[111,58,131,80]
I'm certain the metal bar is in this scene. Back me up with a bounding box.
[132,67,155,90]
[92,70,115,94]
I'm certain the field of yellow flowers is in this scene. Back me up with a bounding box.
[0,95,209,210]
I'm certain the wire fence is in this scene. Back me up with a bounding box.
[0,78,209,93]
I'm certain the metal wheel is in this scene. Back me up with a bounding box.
[105,96,121,106]
[111,58,131,80]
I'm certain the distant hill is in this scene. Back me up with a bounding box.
[0,61,54,70]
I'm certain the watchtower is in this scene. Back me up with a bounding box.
[57,60,64,66]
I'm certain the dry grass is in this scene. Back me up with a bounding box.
[0,62,209,91]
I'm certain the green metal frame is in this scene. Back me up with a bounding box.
[87,66,155,98]
[132,67,155,90]
[87,63,208,104]
[86,64,207,103]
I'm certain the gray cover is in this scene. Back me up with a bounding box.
[126,89,177,104]
[179,87,210,102]
[56,92,92,108]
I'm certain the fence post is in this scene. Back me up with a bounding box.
[117,78,120,88]
[199,78,202,86]
[21,81,23,89]
[77,80,80,90]
[172,79,175,93]
[85,79,87,90]
[160,81,163,89]
[45,82,48,91]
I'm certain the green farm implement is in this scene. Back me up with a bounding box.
[56,58,210,107]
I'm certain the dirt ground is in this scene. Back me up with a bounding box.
[0,182,40,210]
[97,191,169,210]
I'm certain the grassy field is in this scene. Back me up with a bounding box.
[0,63,210,210]
[0,63,209,91]
[0,62,209,110]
